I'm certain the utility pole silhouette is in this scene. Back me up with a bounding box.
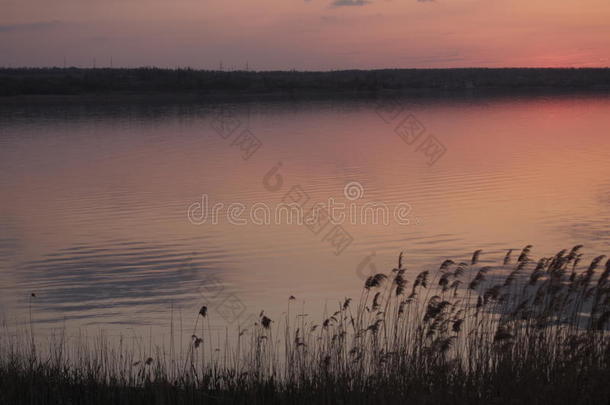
[110,56,113,68]
[63,56,66,69]
[93,58,96,69]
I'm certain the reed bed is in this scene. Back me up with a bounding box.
[1,245,609,404]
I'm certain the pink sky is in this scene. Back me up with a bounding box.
[1,0,609,69]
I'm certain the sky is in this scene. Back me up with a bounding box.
[1,0,609,70]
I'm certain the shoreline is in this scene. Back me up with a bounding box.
[1,86,609,105]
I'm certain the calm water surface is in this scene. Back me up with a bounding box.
[1,94,610,340]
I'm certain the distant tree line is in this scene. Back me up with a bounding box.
[0,67,609,96]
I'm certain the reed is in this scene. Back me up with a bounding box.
[1,245,609,404]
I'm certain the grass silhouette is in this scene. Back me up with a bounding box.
[1,245,609,404]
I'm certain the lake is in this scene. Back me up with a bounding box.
[1,93,610,341]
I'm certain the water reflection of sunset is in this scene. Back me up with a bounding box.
[1,94,610,334]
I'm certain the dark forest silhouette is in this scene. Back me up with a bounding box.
[1,67,609,97]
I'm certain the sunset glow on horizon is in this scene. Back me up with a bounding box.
[1,0,609,70]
